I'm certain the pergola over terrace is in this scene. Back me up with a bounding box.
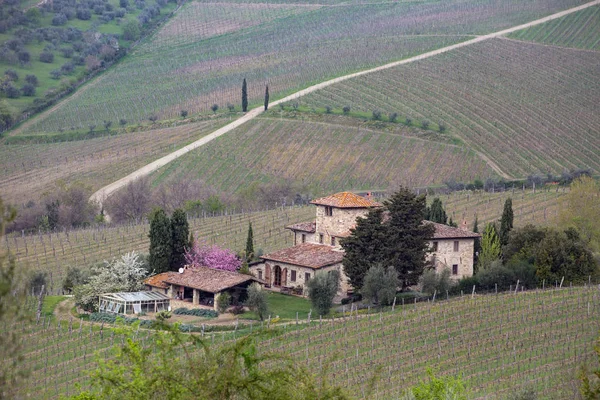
[99,291,171,315]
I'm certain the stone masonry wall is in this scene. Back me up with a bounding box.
[315,206,369,247]
[427,238,475,279]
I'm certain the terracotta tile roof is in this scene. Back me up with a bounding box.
[310,192,382,208]
[427,221,481,239]
[161,267,258,293]
[144,272,177,289]
[261,243,344,269]
[286,221,316,233]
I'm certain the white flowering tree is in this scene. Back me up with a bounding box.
[74,252,148,312]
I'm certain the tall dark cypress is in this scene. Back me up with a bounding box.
[170,209,190,270]
[148,209,172,274]
[241,78,248,112]
[499,198,514,247]
[245,222,254,262]
[264,84,269,111]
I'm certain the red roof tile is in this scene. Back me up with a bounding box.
[427,221,481,239]
[261,243,344,269]
[310,192,382,208]
[161,267,258,293]
[144,272,177,289]
[286,221,316,233]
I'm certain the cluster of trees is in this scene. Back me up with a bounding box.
[73,251,149,311]
[340,178,599,306]
[148,208,190,274]
[7,182,97,234]
[0,0,175,132]
[106,176,313,224]
[67,323,351,400]
[426,178,599,295]
[342,187,434,292]
[444,168,591,193]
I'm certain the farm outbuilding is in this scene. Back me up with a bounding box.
[145,267,263,311]
[99,291,171,315]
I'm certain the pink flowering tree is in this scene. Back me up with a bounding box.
[184,241,240,272]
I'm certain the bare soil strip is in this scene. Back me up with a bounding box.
[91,0,600,209]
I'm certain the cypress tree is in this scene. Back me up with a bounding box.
[148,209,172,274]
[245,222,254,262]
[341,208,387,289]
[426,197,447,224]
[499,198,514,246]
[479,223,500,270]
[342,188,435,290]
[170,209,190,270]
[241,78,248,112]
[384,188,435,287]
[264,85,269,111]
[472,215,481,273]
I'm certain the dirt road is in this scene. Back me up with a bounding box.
[90,0,600,210]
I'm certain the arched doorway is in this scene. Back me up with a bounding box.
[273,265,282,287]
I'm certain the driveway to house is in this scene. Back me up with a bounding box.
[90,0,600,212]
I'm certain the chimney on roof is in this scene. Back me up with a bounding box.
[461,220,468,230]
[367,192,372,200]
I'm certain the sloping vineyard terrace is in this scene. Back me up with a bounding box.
[149,116,496,195]
[508,4,600,50]
[0,119,227,204]
[17,0,590,135]
[298,38,600,178]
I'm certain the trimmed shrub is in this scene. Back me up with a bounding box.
[21,83,35,96]
[25,74,38,86]
[52,13,68,26]
[39,51,54,63]
[172,307,218,318]
[476,261,516,291]
[4,69,18,81]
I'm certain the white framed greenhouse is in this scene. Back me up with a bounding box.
[99,291,171,315]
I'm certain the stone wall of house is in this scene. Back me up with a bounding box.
[428,238,475,279]
[250,261,349,296]
[315,206,368,246]
[293,231,316,246]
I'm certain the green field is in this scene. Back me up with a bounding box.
[0,0,177,116]
[13,0,590,135]
[150,114,497,197]
[11,285,600,398]
[297,38,600,178]
[5,189,567,294]
[508,5,600,49]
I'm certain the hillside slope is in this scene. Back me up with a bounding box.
[13,0,590,135]
[298,38,600,178]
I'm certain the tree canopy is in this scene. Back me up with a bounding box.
[479,223,501,270]
[170,208,190,270]
[306,270,340,316]
[499,198,513,247]
[342,188,434,289]
[424,197,447,224]
[69,323,351,400]
[73,252,148,312]
[559,176,600,252]
[148,208,172,274]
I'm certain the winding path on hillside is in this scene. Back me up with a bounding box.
[90,0,600,210]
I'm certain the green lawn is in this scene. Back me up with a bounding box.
[246,292,312,321]
[41,295,67,316]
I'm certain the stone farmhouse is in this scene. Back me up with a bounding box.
[144,266,262,311]
[250,192,480,296]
